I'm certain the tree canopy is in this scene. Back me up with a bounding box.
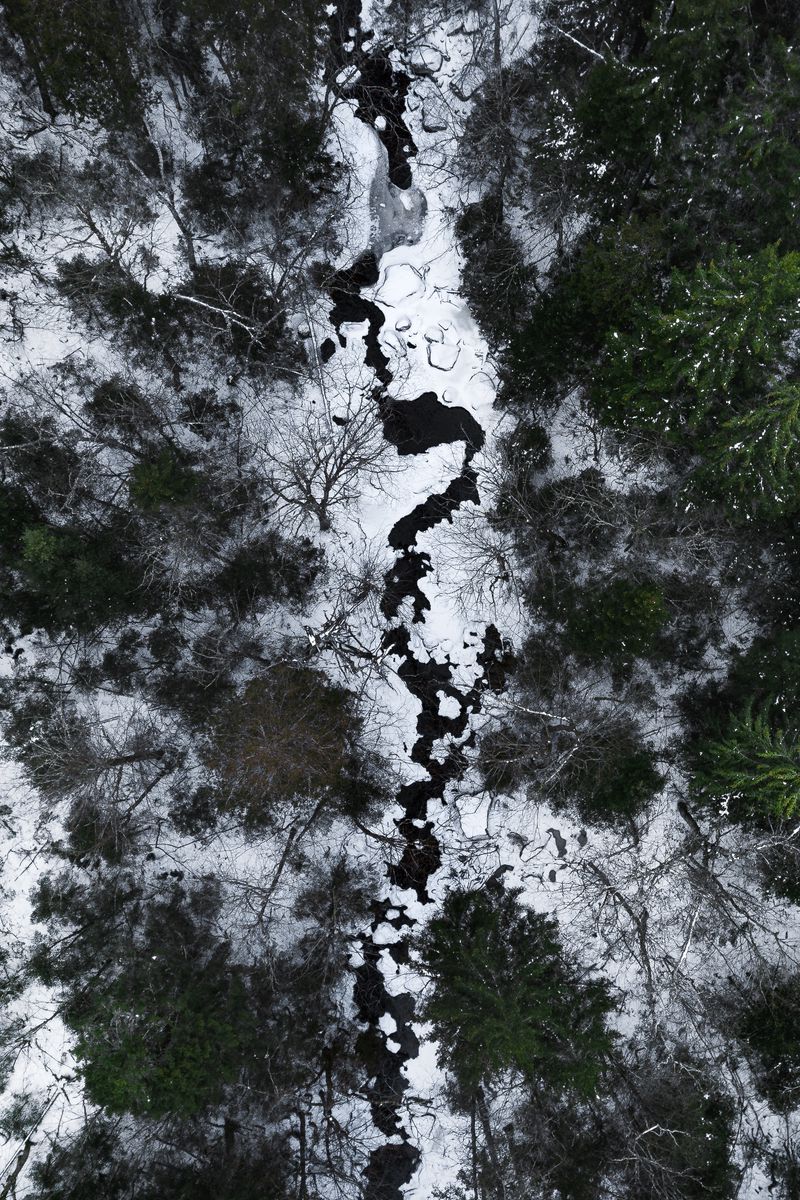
[417,880,615,1094]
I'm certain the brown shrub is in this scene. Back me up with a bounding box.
[206,664,359,822]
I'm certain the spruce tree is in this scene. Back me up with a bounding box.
[692,710,800,822]
[595,247,800,438]
[698,381,800,518]
[735,972,800,1113]
[417,880,615,1094]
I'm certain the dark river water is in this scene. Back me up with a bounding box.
[325,16,511,1197]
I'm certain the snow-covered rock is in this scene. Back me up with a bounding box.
[376,262,427,304]
[409,45,444,76]
[428,341,460,371]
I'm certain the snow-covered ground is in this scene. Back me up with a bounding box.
[297,8,543,1193]
[308,6,800,1194]
[2,1,798,1195]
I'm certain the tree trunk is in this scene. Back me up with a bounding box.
[223,1116,238,1157]
[103,749,165,768]
[476,1086,506,1200]
[296,1108,309,1200]
[471,1094,480,1200]
[18,35,57,119]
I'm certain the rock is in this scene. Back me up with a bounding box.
[380,331,408,359]
[335,64,360,88]
[428,342,460,371]
[422,105,448,134]
[409,45,443,76]
[339,319,369,342]
[438,693,461,718]
[370,176,427,257]
[376,262,426,304]
[423,325,444,343]
[395,316,412,332]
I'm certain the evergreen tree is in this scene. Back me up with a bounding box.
[594,247,800,438]
[567,739,664,826]
[129,450,201,511]
[28,1116,293,1200]
[614,1054,739,1200]
[12,523,144,633]
[696,381,800,518]
[3,0,143,124]
[734,972,800,1113]
[692,710,800,823]
[561,576,669,665]
[417,880,615,1094]
[36,882,254,1118]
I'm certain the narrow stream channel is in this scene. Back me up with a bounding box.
[326,13,511,1196]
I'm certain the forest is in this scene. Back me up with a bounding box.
[1,0,799,1197]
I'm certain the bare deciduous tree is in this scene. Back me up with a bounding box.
[258,371,399,533]
[11,692,185,865]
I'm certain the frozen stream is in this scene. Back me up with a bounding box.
[326,11,511,1197]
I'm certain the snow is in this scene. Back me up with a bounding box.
[409,47,444,75]
[0,751,85,1180]
[328,99,383,265]
[376,263,427,304]
[437,693,461,719]
[309,3,800,1192]
[296,6,534,1191]
[0,0,794,1194]
[427,341,460,371]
